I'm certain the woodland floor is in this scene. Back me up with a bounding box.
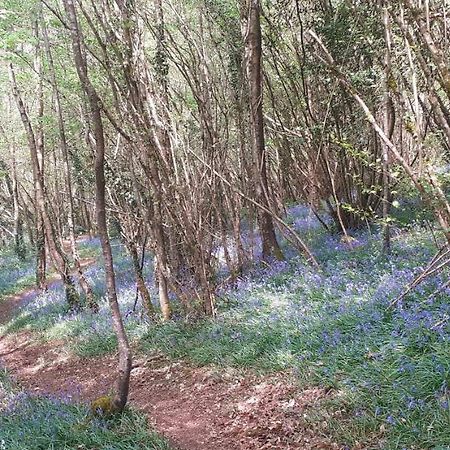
[0,282,340,450]
[3,222,448,449]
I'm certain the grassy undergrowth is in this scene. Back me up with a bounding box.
[0,237,100,304]
[0,240,152,356]
[0,370,171,450]
[138,229,450,449]
[2,209,450,448]
[0,246,35,301]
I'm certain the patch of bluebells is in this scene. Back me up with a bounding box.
[287,204,331,232]
[111,212,450,371]
[0,247,35,297]
[4,241,157,349]
[4,205,450,447]
[76,235,101,256]
[211,208,450,446]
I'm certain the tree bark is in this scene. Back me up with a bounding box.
[9,64,78,306]
[126,239,155,317]
[63,0,131,412]
[243,0,284,261]
[40,12,97,312]
[11,145,26,260]
[381,2,394,254]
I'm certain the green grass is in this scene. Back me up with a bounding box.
[136,230,450,449]
[2,225,450,448]
[0,245,35,301]
[0,370,172,450]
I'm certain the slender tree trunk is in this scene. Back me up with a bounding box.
[243,0,283,261]
[148,0,173,319]
[381,3,394,254]
[40,13,97,311]
[127,239,155,317]
[63,0,131,412]
[35,214,47,290]
[9,65,78,305]
[21,200,35,248]
[152,216,172,321]
[11,146,26,260]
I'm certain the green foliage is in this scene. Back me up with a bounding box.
[71,331,118,358]
[0,244,34,301]
[315,1,383,78]
[0,372,172,450]
[138,229,450,448]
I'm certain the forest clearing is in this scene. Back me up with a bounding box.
[1,0,450,449]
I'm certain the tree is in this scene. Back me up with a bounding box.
[62,0,132,412]
[40,10,97,311]
[242,0,284,261]
[10,63,79,307]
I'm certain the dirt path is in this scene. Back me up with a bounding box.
[0,292,341,449]
[0,256,95,325]
[0,233,96,325]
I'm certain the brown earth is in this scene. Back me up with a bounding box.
[0,232,96,324]
[0,256,95,325]
[0,285,342,450]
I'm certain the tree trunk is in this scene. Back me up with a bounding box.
[243,0,283,261]
[127,239,155,317]
[9,64,78,306]
[153,219,172,322]
[35,214,47,291]
[63,0,131,412]
[11,146,26,260]
[150,0,173,319]
[41,12,97,311]
[381,3,394,254]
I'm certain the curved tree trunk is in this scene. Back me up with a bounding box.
[40,12,97,312]
[63,0,131,412]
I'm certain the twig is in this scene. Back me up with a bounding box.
[389,245,450,308]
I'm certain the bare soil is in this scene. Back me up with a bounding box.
[0,241,95,324]
[0,287,342,450]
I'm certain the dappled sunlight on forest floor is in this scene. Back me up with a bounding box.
[0,331,339,449]
[1,206,450,449]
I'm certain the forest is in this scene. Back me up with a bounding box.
[0,0,450,448]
